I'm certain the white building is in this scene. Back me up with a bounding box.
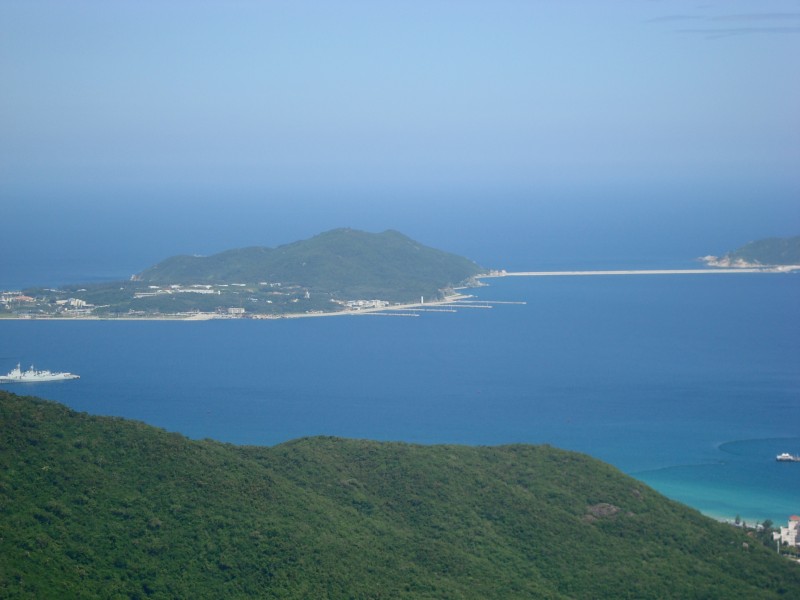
[774,515,800,547]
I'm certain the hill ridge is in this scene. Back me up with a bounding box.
[3,390,800,598]
[705,235,800,267]
[134,228,484,302]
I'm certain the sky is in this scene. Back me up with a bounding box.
[1,0,799,284]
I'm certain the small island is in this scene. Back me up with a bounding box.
[0,229,487,319]
[703,235,800,268]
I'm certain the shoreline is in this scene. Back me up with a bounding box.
[3,265,798,321]
[0,293,474,322]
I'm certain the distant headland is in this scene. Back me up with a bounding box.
[702,235,800,268]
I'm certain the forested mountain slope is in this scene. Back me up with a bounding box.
[135,228,484,301]
[2,391,799,599]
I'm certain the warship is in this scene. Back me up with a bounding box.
[0,363,80,383]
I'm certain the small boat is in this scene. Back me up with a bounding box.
[0,363,80,383]
[776,453,800,462]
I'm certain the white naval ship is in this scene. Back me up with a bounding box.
[0,363,80,383]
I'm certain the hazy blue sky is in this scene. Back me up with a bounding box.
[1,0,798,283]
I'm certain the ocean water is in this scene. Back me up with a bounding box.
[1,272,798,523]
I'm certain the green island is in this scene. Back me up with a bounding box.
[0,229,485,319]
[2,390,799,599]
[703,235,800,268]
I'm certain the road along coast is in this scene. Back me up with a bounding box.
[482,266,800,278]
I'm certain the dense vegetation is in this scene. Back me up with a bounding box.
[2,390,799,599]
[721,235,800,266]
[135,228,484,301]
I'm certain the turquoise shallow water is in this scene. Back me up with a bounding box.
[636,437,800,523]
[1,272,798,522]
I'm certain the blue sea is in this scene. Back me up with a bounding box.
[1,270,798,523]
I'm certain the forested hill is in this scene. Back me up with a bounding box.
[134,228,484,301]
[714,235,800,267]
[3,391,799,599]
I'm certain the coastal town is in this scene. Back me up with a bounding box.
[0,281,406,319]
[0,282,501,320]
